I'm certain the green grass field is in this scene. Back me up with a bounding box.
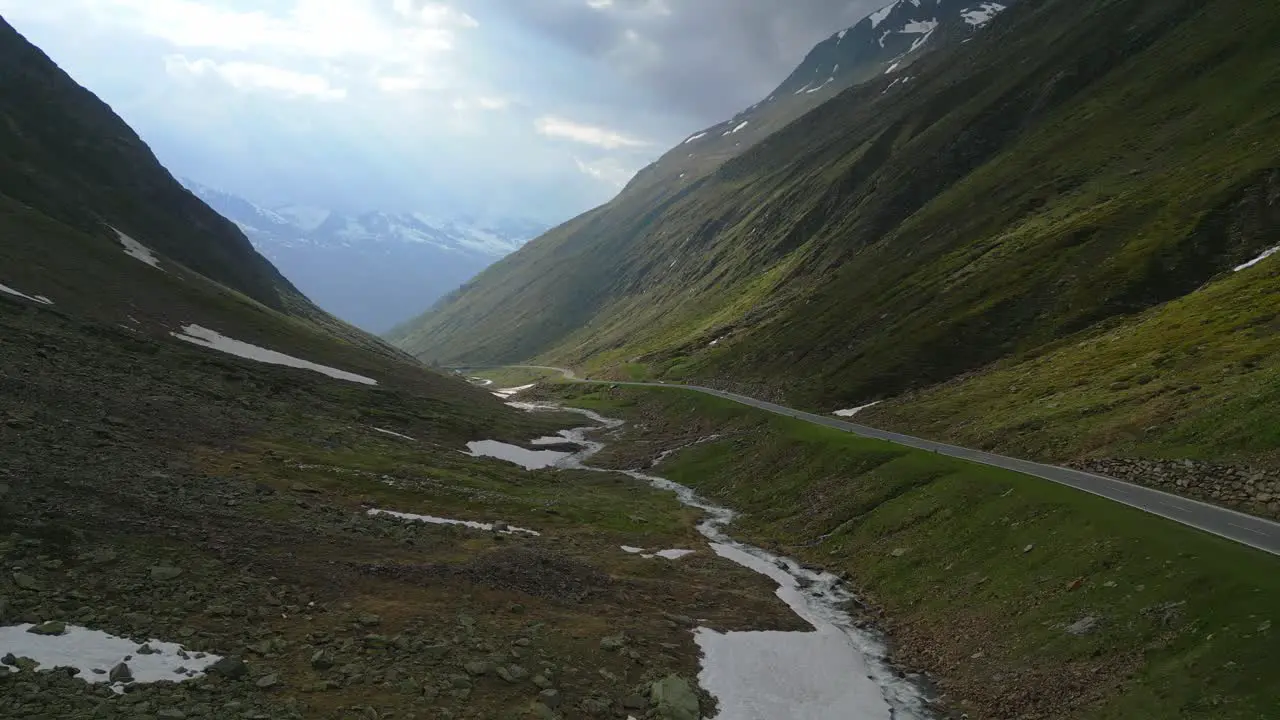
[558,385,1280,719]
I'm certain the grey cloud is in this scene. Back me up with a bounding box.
[477,0,883,123]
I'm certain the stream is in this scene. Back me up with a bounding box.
[493,402,933,720]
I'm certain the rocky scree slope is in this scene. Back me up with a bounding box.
[394,0,1280,445]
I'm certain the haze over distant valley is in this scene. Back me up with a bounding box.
[185,180,544,333]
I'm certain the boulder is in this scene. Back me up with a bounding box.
[150,566,183,581]
[109,662,133,683]
[208,655,249,680]
[650,675,700,720]
[27,621,66,636]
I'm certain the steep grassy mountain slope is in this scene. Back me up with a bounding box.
[395,0,1280,435]
[0,17,296,314]
[0,15,410,366]
[862,237,1280,468]
[389,0,1018,355]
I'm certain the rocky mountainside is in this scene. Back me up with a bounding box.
[185,181,542,333]
[393,0,1280,468]
[615,0,1015,198]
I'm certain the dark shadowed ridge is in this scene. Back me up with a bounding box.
[0,16,299,312]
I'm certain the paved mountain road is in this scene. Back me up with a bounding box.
[473,365,1280,556]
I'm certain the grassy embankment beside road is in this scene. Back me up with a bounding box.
[546,383,1280,719]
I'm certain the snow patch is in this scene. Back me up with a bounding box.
[170,324,378,385]
[368,509,540,536]
[620,547,696,560]
[492,384,537,399]
[504,402,930,719]
[372,427,416,442]
[1235,246,1280,272]
[694,544,896,720]
[113,229,160,268]
[466,440,571,470]
[275,205,331,232]
[868,1,897,29]
[805,78,835,94]
[962,2,1006,26]
[655,549,696,560]
[0,624,221,692]
[0,282,52,305]
[909,26,937,52]
[901,19,938,33]
[834,401,882,418]
[723,121,749,136]
[884,62,901,75]
[683,131,709,144]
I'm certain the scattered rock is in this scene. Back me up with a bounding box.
[1066,616,1100,636]
[109,662,133,683]
[12,572,38,591]
[497,664,529,683]
[599,634,626,652]
[529,702,560,719]
[28,621,67,636]
[1066,577,1085,592]
[650,675,700,720]
[357,613,381,627]
[662,613,695,628]
[1022,544,1035,554]
[890,548,907,558]
[310,649,334,670]
[464,660,492,676]
[208,656,249,680]
[538,689,562,708]
[150,566,183,581]
[422,643,451,660]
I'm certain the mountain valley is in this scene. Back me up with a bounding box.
[394,0,1280,478]
[3,0,1280,719]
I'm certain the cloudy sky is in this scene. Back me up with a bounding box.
[1,0,878,223]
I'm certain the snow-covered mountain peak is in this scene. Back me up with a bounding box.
[180,180,545,332]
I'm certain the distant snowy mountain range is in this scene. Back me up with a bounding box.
[183,180,544,333]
